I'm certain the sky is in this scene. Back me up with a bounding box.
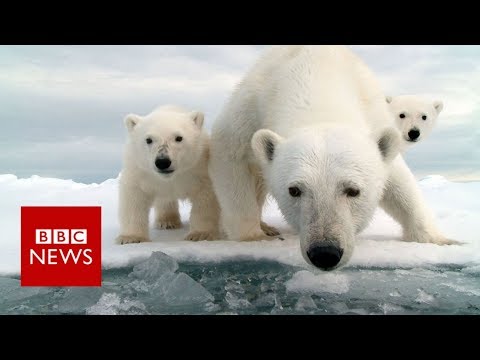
[0,45,478,183]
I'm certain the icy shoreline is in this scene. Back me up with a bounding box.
[0,173,479,276]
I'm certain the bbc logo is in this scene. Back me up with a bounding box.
[35,229,87,245]
[22,207,101,287]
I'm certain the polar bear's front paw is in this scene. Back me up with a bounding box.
[404,232,463,246]
[239,230,280,242]
[156,216,182,230]
[116,235,151,245]
[184,230,217,241]
[260,221,281,236]
[429,237,463,245]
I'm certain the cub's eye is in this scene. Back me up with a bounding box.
[399,113,406,119]
[345,188,360,197]
[146,138,153,145]
[175,136,183,142]
[422,115,427,120]
[289,187,302,197]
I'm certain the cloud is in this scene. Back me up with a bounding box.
[350,45,480,127]
[0,45,264,101]
[404,120,480,180]
[0,137,123,183]
[0,45,478,182]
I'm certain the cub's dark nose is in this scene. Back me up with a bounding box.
[408,129,420,141]
[307,245,343,270]
[155,157,172,170]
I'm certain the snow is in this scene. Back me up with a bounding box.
[1,172,478,277]
[1,173,480,314]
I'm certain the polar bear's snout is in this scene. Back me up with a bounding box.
[407,128,420,142]
[155,155,174,174]
[306,243,344,270]
[297,204,356,271]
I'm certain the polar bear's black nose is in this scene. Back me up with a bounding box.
[307,245,343,270]
[408,129,420,141]
[155,157,172,170]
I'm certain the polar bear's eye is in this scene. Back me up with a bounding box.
[399,113,406,119]
[146,138,153,145]
[175,136,183,142]
[422,115,427,120]
[289,187,302,197]
[345,188,360,197]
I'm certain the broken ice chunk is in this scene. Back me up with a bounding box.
[225,291,253,310]
[161,273,214,306]
[56,287,103,314]
[294,295,318,312]
[86,293,146,315]
[0,277,50,304]
[129,252,179,281]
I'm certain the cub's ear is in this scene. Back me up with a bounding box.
[124,114,143,133]
[433,100,443,114]
[190,111,205,129]
[385,96,393,104]
[377,127,401,163]
[251,129,284,166]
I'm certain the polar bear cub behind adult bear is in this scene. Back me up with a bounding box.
[386,95,443,150]
[209,45,457,271]
[116,105,220,244]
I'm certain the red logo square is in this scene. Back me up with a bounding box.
[21,206,102,287]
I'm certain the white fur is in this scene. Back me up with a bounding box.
[386,95,443,151]
[117,105,220,244]
[209,46,456,270]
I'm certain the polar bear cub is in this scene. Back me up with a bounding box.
[386,95,443,150]
[116,105,220,244]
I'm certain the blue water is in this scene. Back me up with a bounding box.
[1,252,479,315]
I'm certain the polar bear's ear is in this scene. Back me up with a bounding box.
[377,127,401,163]
[124,114,142,133]
[190,111,205,129]
[433,100,443,114]
[251,129,284,166]
[385,96,393,104]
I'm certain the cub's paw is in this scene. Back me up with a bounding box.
[260,221,281,237]
[184,231,217,242]
[155,216,182,230]
[116,235,150,245]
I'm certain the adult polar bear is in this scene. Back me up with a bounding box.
[209,45,457,271]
